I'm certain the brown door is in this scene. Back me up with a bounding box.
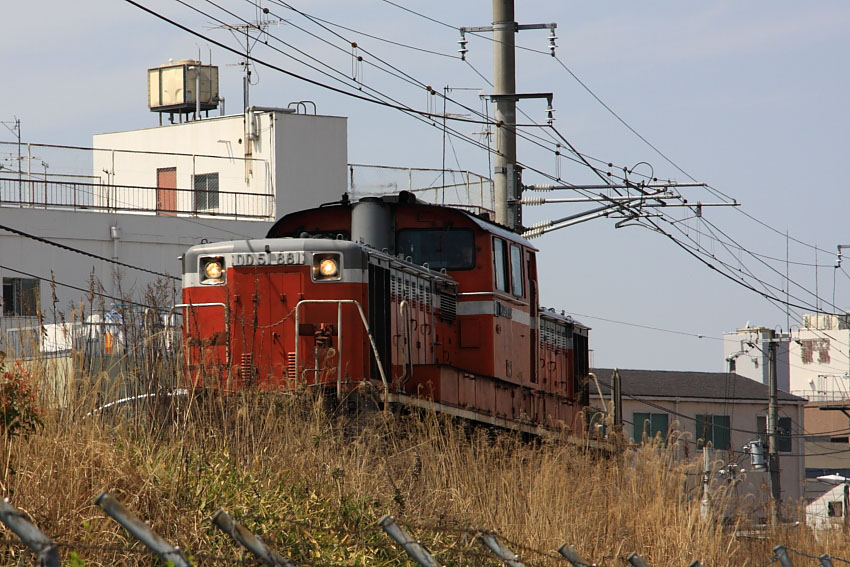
[156,167,177,216]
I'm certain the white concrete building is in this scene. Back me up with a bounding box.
[807,482,849,530]
[92,108,347,219]
[788,314,850,401]
[724,316,850,401]
[0,107,348,358]
[723,327,791,392]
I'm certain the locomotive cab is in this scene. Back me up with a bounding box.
[181,193,589,432]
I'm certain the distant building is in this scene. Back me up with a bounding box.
[807,482,849,530]
[724,316,850,402]
[590,367,806,519]
[723,317,850,507]
[722,327,790,392]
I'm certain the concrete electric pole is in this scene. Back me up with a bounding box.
[462,1,555,232]
[492,0,517,230]
[766,329,781,526]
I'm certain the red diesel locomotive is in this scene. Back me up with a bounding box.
[180,192,589,432]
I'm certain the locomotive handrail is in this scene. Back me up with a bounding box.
[398,300,413,387]
[168,302,231,367]
[457,290,529,308]
[294,299,389,397]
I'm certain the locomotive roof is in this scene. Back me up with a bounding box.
[266,194,538,251]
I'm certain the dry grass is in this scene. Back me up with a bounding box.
[2,358,849,567]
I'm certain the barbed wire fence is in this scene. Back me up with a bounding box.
[0,494,848,567]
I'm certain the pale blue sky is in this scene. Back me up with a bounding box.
[2,1,848,371]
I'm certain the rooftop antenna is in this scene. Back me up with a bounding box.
[211,3,284,112]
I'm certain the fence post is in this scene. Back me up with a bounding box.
[773,546,793,567]
[0,499,60,567]
[379,516,440,567]
[557,544,594,567]
[95,492,191,567]
[627,552,650,567]
[477,533,523,567]
[211,509,293,567]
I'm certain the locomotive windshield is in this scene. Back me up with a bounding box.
[396,229,475,270]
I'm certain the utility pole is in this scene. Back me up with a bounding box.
[462,2,554,232]
[492,0,517,230]
[766,329,781,526]
[700,446,711,521]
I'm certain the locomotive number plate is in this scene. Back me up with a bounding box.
[232,251,305,267]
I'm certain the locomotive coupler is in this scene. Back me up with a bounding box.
[314,323,336,348]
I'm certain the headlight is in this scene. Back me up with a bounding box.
[200,256,226,284]
[205,261,223,279]
[319,258,338,277]
[312,253,341,281]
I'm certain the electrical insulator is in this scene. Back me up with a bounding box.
[546,105,555,125]
[548,29,558,57]
[458,32,468,61]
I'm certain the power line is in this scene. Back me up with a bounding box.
[547,57,826,254]
[135,0,847,331]
[377,0,456,31]
[569,312,721,341]
[0,264,156,309]
[375,0,833,269]
[274,5,457,58]
[123,0,494,126]
[0,223,179,281]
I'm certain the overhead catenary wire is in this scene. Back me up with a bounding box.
[123,0,496,126]
[375,0,833,267]
[271,2,457,58]
[127,0,848,340]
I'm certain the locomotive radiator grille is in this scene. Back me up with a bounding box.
[287,352,297,380]
[240,353,254,382]
[438,292,457,321]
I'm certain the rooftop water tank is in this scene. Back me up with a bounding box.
[148,59,219,113]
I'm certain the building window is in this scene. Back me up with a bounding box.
[2,278,39,316]
[193,172,219,211]
[633,412,669,443]
[829,501,844,518]
[756,415,793,453]
[800,338,830,364]
[696,414,731,450]
[493,238,509,292]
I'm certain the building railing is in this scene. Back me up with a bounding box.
[348,163,494,218]
[792,390,850,403]
[0,177,274,219]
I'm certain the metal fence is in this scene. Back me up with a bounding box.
[1,496,843,567]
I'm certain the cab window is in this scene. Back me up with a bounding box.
[510,244,524,297]
[493,238,509,292]
[397,229,475,270]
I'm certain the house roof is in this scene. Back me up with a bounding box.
[590,368,806,404]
